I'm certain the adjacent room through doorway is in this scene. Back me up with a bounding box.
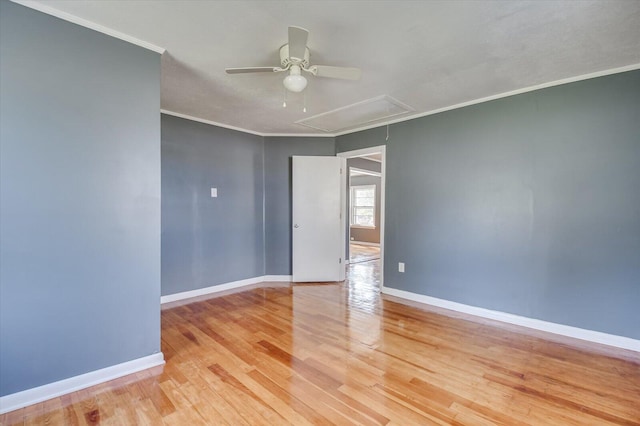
[338,146,386,291]
[349,243,380,263]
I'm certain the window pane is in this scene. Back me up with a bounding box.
[355,207,373,216]
[357,197,374,206]
[354,215,374,226]
[351,185,376,227]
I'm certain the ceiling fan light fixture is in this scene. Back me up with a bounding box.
[283,65,307,92]
[226,26,361,95]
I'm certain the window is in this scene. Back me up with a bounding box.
[350,185,376,227]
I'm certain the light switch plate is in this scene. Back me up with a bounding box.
[210,188,217,198]
[398,262,405,273]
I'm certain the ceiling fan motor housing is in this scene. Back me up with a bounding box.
[280,44,310,69]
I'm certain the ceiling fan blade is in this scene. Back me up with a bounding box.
[310,65,362,80]
[225,67,281,74]
[288,26,309,60]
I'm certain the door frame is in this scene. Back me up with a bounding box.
[337,145,386,289]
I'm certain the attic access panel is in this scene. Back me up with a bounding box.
[296,95,413,133]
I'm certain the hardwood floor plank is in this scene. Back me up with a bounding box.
[484,373,640,425]
[338,383,444,425]
[249,366,358,425]
[2,259,639,425]
[181,370,249,425]
[247,369,331,425]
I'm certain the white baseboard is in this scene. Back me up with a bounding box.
[161,275,292,304]
[350,241,380,247]
[0,353,164,414]
[263,275,293,282]
[381,286,640,353]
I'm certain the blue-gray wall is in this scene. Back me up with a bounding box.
[337,70,640,340]
[161,127,336,289]
[264,137,336,275]
[0,1,161,396]
[162,115,264,295]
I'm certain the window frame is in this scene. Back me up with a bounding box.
[350,184,376,229]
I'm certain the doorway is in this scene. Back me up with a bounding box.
[348,166,381,264]
[337,146,386,290]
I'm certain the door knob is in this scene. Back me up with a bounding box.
[294,224,299,228]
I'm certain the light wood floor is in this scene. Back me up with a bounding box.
[349,243,380,264]
[2,261,639,425]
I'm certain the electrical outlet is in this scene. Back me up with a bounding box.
[398,262,405,273]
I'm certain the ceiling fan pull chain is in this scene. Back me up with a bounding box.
[283,87,287,108]
[303,92,307,113]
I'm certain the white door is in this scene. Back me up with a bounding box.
[292,156,346,282]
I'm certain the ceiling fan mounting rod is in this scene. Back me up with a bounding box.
[279,44,310,69]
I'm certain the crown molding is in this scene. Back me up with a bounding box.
[160,110,334,138]
[333,63,640,136]
[11,0,165,54]
[263,133,336,138]
[161,110,265,136]
[165,64,640,138]
[11,0,638,138]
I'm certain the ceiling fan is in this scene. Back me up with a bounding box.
[225,26,361,93]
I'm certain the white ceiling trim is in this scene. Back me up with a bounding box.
[160,110,265,136]
[333,63,640,137]
[13,0,639,139]
[295,95,414,133]
[166,63,640,138]
[166,62,640,139]
[11,0,166,54]
[160,110,334,138]
[262,134,336,138]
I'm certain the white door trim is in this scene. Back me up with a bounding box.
[338,146,386,289]
[349,167,382,177]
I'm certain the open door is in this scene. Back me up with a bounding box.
[292,156,346,282]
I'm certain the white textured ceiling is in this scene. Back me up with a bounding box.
[22,0,640,135]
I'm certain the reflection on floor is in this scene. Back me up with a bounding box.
[349,243,380,263]
[4,258,639,424]
[346,256,381,311]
